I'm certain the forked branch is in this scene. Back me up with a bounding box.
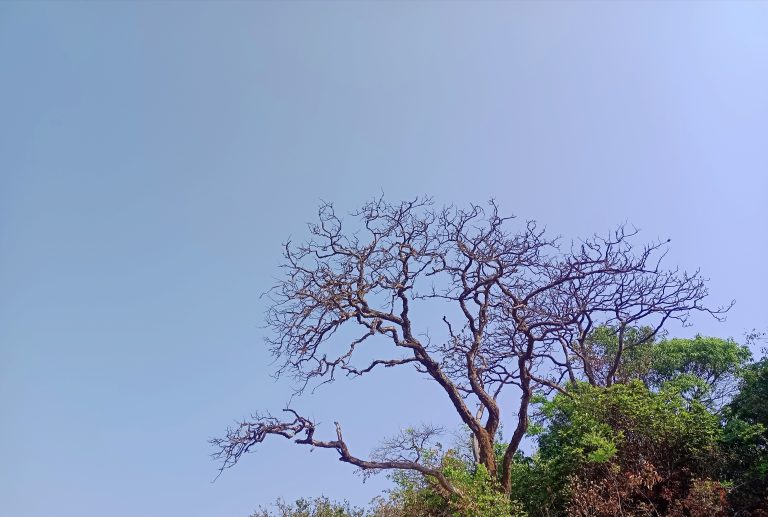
[210,410,461,497]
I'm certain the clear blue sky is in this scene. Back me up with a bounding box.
[1,2,766,516]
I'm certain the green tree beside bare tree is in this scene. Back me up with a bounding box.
[212,197,730,513]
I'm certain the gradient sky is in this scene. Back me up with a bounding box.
[1,2,767,516]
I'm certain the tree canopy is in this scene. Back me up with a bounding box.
[211,198,764,516]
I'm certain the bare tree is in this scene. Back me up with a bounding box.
[212,197,729,496]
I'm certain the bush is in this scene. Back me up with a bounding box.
[529,382,727,516]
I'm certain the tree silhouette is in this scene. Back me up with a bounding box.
[212,197,729,497]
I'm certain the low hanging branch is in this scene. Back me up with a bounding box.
[211,409,460,497]
[212,196,730,498]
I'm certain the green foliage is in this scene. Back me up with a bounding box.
[249,333,766,516]
[646,336,751,408]
[538,381,720,467]
[648,336,750,385]
[250,497,366,517]
[583,326,751,410]
[580,325,657,384]
[507,454,563,516]
[721,357,768,513]
[441,456,525,517]
[729,356,768,427]
[382,451,526,517]
[524,381,725,515]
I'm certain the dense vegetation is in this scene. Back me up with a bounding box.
[251,332,767,517]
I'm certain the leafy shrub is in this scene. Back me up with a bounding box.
[530,382,726,515]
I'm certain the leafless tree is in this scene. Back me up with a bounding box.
[212,197,729,497]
